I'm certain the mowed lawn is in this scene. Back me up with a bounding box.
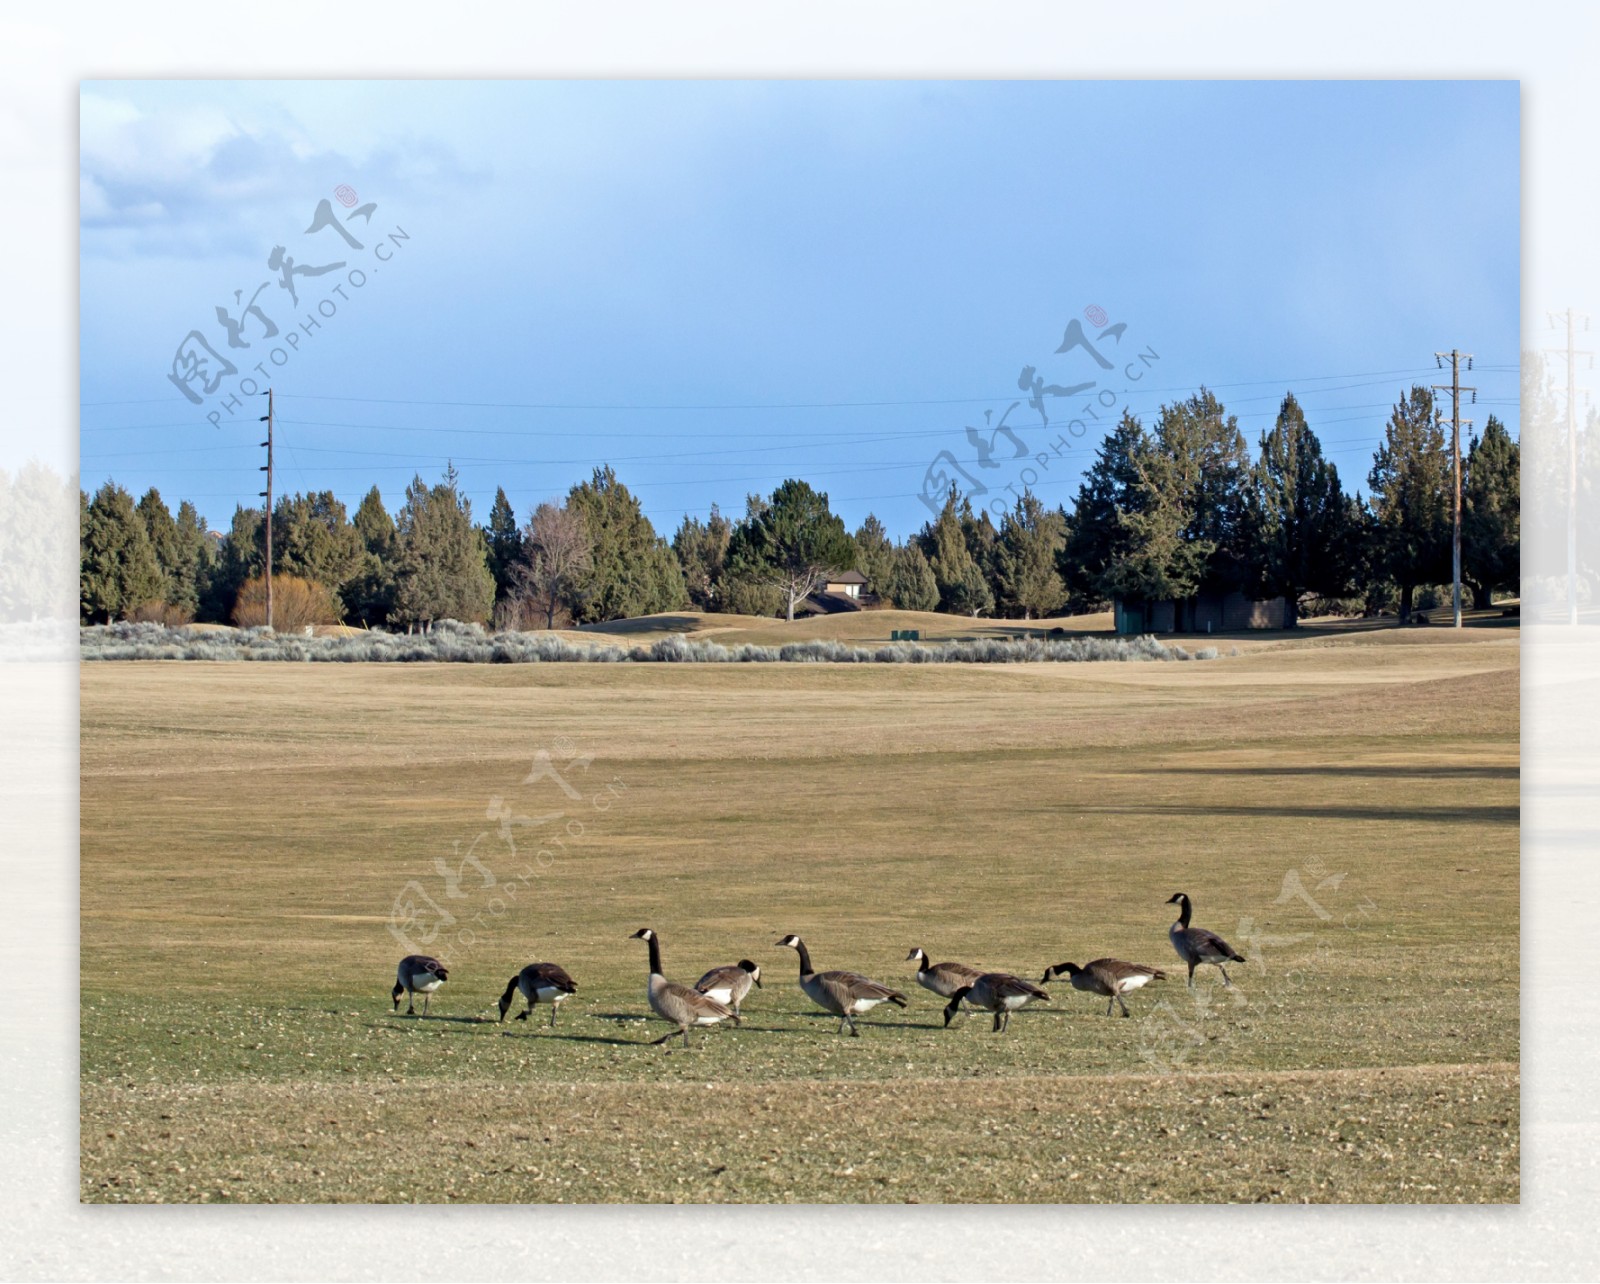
[79,628,1520,1203]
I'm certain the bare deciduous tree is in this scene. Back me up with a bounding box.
[514,501,592,630]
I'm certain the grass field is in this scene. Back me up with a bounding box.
[79,624,1520,1203]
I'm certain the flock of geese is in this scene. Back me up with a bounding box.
[389,892,1247,1046]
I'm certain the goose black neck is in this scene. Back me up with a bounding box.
[645,934,664,977]
[793,939,814,977]
[1177,895,1192,928]
[500,976,519,1005]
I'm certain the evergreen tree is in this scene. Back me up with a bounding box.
[171,501,213,619]
[673,506,733,611]
[994,491,1067,619]
[1367,386,1451,622]
[345,486,397,626]
[852,514,895,597]
[1102,436,1211,606]
[1153,387,1252,594]
[883,542,939,612]
[1462,415,1520,608]
[1060,411,1148,611]
[200,505,263,622]
[917,487,993,616]
[565,466,686,623]
[136,488,183,608]
[274,491,363,611]
[726,478,856,622]
[80,481,165,622]
[392,465,497,627]
[1247,393,1351,626]
[484,487,524,605]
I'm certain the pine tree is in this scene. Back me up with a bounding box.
[80,481,166,622]
[392,465,497,627]
[346,486,397,627]
[917,487,993,617]
[1153,387,1251,595]
[136,488,182,609]
[853,514,895,598]
[1060,411,1148,611]
[725,478,856,622]
[1247,393,1351,626]
[1367,386,1451,622]
[673,506,733,611]
[883,542,939,612]
[200,505,263,622]
[274,491,363,611]
[565,465,687,623]
[994,491,1067,619]
[484,487,524,605]
[1462,415,1519,608]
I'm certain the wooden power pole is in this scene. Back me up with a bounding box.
[1433,350,1475,629]
[259,389,275,631]
[1545,310,1592,625]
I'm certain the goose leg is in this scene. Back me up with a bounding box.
[650,1028,678,1046]
[548,1003,558,1029]
[1186,961,1196,989]
[1116,992,1131,1018]
[848,1014,860,1038]
[422,993,431,1017]
[406,995,416,1015]
[1217,965,1232,988]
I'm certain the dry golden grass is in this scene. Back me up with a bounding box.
[79,626,1519,1203]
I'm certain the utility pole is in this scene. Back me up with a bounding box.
[1433,350,1475,629]
[1545,310,1592,625]
[259,388,274,631]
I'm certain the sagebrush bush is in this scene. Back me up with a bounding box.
[81,621,1219,666]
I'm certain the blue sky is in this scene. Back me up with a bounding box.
[79,80,1520,540]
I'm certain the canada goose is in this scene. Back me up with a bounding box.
[905,947,983,999]
[391,955,447,1016]
[497,960,578,1028]
[1166,892,1246,987]
[1040,958,1167,1017]
[942,972,1050,1033]
[776,935,907,1036]
[693,959,762,1017]
[629,928,738,1047]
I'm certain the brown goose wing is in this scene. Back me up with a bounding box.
[525,961,576,992]
[984,972,1050,1003]
[1182,926,1245,962]
[659,978,734,1019]
[819,970,908,1007]
[693,965,741,994]
[1087,958,1166,987]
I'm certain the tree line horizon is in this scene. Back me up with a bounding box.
[78,384,1520,631]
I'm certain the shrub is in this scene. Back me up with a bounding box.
[81,625,1221,667]
[231,574,343,630]
[127,600,195,626]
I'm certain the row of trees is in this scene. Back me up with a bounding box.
[78,385,1521,630]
